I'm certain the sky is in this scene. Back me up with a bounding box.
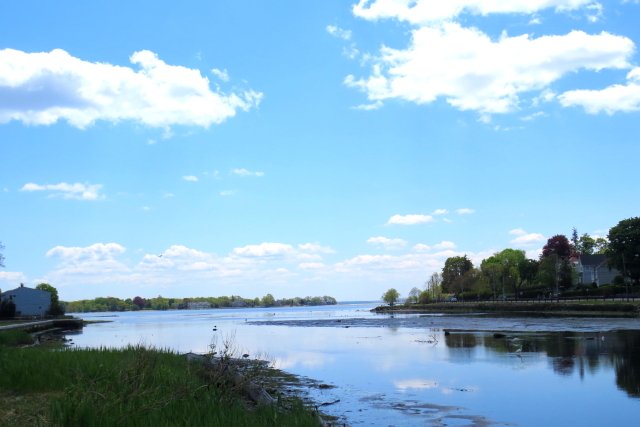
[1,0,639,302]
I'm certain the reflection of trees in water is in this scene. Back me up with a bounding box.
[613,331,640,398]
[442,330,640,399]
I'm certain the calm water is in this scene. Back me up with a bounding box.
[69,305,640,426]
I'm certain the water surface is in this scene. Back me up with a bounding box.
[70,305,640,426]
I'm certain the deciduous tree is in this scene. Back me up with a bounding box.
[382,288,400,307]
[441,255,473,293]
[607,217,640,285]
[35,283,65,315]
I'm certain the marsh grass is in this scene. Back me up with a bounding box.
[0,343,321,427]
[0,330,35,347]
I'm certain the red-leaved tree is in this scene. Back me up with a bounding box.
[541,235,573,259]
[133,296,146,310]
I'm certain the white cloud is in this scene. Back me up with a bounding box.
[298,262,327,270]
[231,168,264,177]
[521,111,547,121]
[352,101,383,110]
[386,214,434,225]
[367,236,408,249]
[141,206,151,211]
[343,44,360,59]
[297,243,336,253]
[211,68,229,82]
[432,209,448,215]
[528,17,542,25]
[147,139,157,145]
[0,271,27,283]
[526,248,543,259]
[433,240,457,249]
[510,232,546,246]
[456,208,475,214]
[443,218,452,223]
[559,67,640,114]
[585,2,603,22]
[46,243,126,261]
[220,190,236,196]
[413,243,431,252]
[326,25,352,40]
[182,175,198,181]
[352,0,596,26]
[0,49,262,129]
[344,24,633,116]
[19,182,104,200]
[231,242,323,263]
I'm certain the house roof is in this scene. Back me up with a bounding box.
[580,254,607,267]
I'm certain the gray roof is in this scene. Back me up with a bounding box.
[580,254,607,267]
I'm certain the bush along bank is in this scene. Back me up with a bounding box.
[0,341,326,427]
[372,302,640,317]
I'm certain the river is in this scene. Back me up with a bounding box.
[68,304,640,426]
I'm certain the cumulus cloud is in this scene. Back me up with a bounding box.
[433,241,457,250]
[510,230,546,246]
[182,175,198,181]
[231,168,264,177]
[211,68,229,82]
[352,0,596,26]
[326,25,352,40]
[344,24,633,116]
[231,242,325,262]
[0,271,27,283]
[456,208,475,214]
[367,236,408,250]
[0,49,262,129]
[413,243,431,252]
[298,262,327,270]
[386,214,434,225]
[352,101,383,110]
[19,182,104,200]
[297,243,336,253]
[559,67,640,114]
[46,243,126,261]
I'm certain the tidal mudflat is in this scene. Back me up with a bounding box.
[71,305,640,426]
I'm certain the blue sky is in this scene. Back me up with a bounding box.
[1,0,639,301]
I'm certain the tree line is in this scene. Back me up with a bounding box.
[64,294,338,313]
[382,216,640,305]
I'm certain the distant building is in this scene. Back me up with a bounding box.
[575,254,620,286]
[187,301,211,309]
[1,284,51,316]
[230,300,246,308]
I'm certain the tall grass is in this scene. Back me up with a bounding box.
[0,329,35,347]
[0,345,321,427]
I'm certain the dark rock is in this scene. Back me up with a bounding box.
[493,333,507,338]
[444,331,451,336]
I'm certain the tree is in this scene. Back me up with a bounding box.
[0,298,16,318]
[421,272,442,302]
[515,258,539,300]
[407,287,420,303]
[382,288,400,306]
[571,228,579,252]
[482,249,525,298]
[0,241,5,268]
[133,296,146,310]
[541,235,573,259]
[594,237,609,254]
[261,293,275,307]
[35,283,65,315]
[480,262,503,299]
[606,217,640,285]
[577,234,596,255]
[441,255,473,293]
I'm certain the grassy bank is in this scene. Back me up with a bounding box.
[0,335,322,427]
[373,302,640,317]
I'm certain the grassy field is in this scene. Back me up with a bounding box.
[0,332,323,427]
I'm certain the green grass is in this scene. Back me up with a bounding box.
[0,330,35,347]
[0,344,322,427]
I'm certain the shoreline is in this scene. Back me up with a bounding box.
[371,302,640,318]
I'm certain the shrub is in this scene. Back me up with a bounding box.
[0,298,16,318]
[614,275,625,285]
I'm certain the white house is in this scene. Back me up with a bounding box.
[187,301,211,309]
[575,254,620,287]
[1,284,51,316]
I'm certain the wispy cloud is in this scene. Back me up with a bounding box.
[386,214,434,226]
[19,182,104,200]
[326,25,352,40]
[232,169,264,177]
[182,176,198,182]
[220,190,236,196]
[432,209,448,215]
[367,236,408,250]
[211,68,229,82]
[456,208,475,214]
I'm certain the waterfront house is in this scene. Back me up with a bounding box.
[575,254,620,287]
[0,284,51,316]
[187,301,211,309]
